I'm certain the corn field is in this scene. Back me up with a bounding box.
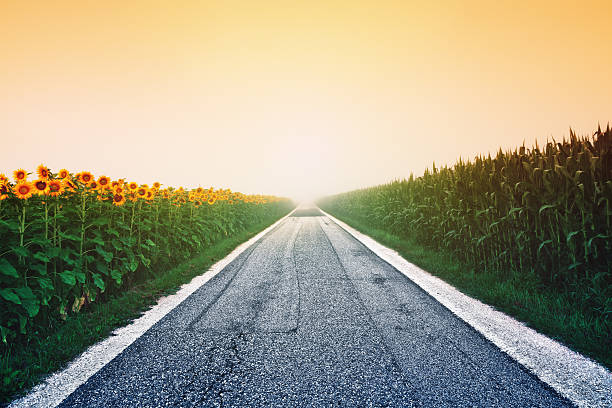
[0,168,292,344]
[319,126,611,319]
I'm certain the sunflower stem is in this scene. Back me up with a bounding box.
[154,203,159,239]
[53,199,58,284]
[44,199,49,276]
[129,201,136,238]
[18,203,27,285]
[137,200,142,248]
[79,191,87,274]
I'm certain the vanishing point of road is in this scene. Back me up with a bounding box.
[58,209,571,407]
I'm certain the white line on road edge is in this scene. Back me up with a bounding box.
[10,208,296,408]
[321,209,612,408]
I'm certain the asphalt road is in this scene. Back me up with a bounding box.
[58,212,572,407]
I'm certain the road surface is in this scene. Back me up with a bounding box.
[58,210,571,407]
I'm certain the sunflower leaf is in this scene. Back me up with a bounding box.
[0,259,19,278]
[0,289,21,305]
[11,246,29,258]
[59,270,76,287]
[111,269,122,285]
[92,273,105,292]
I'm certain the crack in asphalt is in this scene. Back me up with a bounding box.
[319,218,576,407]
[185,244,260,332]
[316,218,415,394]
[189,221,301,336]
[290,222,303,334]
[187,223,305,406]
[184,217,293,334]
[192,332,246,408]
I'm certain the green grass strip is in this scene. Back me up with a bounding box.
[1,214,285,404]
[325,211,611,371]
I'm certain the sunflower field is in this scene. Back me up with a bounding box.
[319,126,611,321]
[0,167,292,344]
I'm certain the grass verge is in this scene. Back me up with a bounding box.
[324,211,611,370]
[1,214,286,405]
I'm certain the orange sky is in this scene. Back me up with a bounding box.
[1,0,611,201]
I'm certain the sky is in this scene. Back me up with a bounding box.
[1,0,611,201]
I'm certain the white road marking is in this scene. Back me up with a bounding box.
[9,209,296,408]
[321,210,612,408]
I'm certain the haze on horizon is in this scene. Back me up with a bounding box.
[1,0,610,202]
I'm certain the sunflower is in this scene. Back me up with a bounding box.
[194,199,202,207]
[136,187,147,198]
[153,182,161,190]
[63,179,77,192]
[78,171,93,185]
[0,174,7,183]
[14,181,34,199]
[113,185,125,195]
[128,182,138,191]
[58,169,70,179]
[89,181,98,190]
[97,176,110,190]
[0,182,9,201]
[112,193,126,206]
[207,196,216,205]
[13,169,27,182]
[47,180,64,197]
[33,179,49,195]
[37,164,50,180]
[145,190,154,200]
